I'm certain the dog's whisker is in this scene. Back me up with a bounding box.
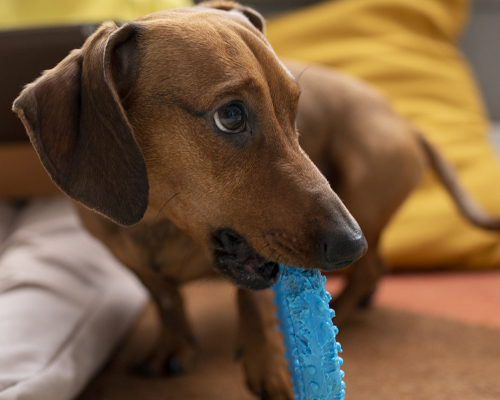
[294,64,314,91]
[267,253,282,281]
[242,233,268,242]
[154,192,180,224]
[261,250,276,268]
[198,275,216,288]
[243,243,270,265]
[232,232,272,247]
[254,243,270,255]
[275,254,282,264]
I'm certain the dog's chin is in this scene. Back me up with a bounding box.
[212,229,281,290]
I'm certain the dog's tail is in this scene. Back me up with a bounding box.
[417,132,500,230]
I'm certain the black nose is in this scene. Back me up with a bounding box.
[320,230,367,270]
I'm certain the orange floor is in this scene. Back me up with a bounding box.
[326,270,500,329]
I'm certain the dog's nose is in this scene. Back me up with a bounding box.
[320,230,367,271]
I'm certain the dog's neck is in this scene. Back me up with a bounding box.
[75,202,214,283]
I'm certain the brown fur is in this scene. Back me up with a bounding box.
[12,2,500,399]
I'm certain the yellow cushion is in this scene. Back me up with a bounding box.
[267,0,500,270]
[0,0,192,30]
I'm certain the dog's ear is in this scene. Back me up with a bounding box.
[198,1,266,35]
[13,21,148,226]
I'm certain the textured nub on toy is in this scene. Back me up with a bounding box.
[273,266,345,400]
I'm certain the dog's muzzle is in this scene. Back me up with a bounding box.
[212,228,281,290]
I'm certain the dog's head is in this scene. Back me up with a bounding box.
[13,1,366,289]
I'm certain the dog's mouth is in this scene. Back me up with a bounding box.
[212,228,281,290]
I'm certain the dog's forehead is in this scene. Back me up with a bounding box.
[138,8,266,57]
[135,8,300,112]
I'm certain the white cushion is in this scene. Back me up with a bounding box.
[0,197,148,400]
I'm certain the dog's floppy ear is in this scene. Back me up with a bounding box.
[199,1,266,35]
[13,21,148,226]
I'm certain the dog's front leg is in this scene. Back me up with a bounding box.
[133,269,197,376]
[237,288,294,400]
[329,246,386,325]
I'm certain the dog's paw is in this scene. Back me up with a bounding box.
[134,335,197,377]
[241,346,294,400]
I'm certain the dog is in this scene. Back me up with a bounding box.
[12,1,500,398]
[12,2,366,398]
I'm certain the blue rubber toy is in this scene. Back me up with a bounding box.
[273,266,345,400]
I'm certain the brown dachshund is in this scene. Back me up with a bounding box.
[12,1,500,399]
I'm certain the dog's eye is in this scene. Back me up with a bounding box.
[214,102,246,134]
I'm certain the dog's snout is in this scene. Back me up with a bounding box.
[321,230,367,271]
